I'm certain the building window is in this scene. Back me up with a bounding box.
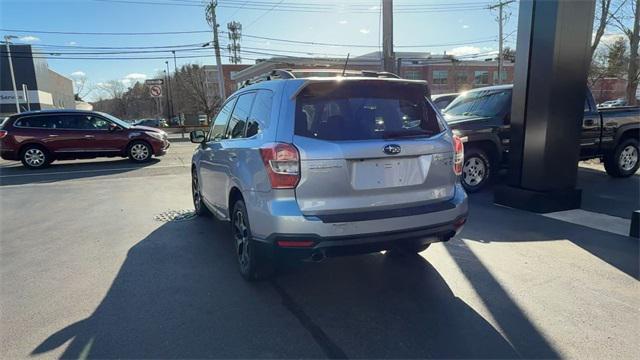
[455,71,468,83]
[493,70,507,83]
[432,70,448,85]
[404,70,421,80]
[474,71,489,85]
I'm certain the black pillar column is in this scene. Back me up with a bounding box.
[494,0,596,213]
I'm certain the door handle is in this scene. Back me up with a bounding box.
[84,135,95,139]
[228,153,237,161]
[48,134,59,137]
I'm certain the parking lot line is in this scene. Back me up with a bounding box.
[0,164,189,178]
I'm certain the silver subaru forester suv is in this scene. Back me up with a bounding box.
[190,71,468,280]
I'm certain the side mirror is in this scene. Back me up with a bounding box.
[108,123,120,132]
[190,130,206,143]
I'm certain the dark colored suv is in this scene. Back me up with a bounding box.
[0,110,170,168]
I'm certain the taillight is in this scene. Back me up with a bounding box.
[0,130,7,139]
[453,135,464,176]
[259,143,300,189]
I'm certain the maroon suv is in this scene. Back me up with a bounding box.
[0,110,170,168]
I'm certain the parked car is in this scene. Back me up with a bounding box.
[0,110,170,168]
[598,98,627,108]
[443,85,640,192]
[134,118,168,128]
[190,72,468,280]
[431,93,459,110]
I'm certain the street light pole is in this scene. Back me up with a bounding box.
[172,50,178,73]
[165,61,174,120]
[4,35,21,113]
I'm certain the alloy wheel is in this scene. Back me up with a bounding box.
[24,148,46,167]
[463,156,486,187]
[130,144,150,161]
[619,145,638,171]
[233,209,250,273]
[192,172,201,212]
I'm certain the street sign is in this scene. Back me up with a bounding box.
[145,79,164,86]
[149,85,162,97]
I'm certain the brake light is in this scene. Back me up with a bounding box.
[259,143,300,189]
[453,135,464,176]
[0,130,7,139]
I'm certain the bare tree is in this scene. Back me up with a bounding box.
[96,80,130,117]
[70,73,93,101]
[612,0,640,105]
[174,64,222,120]
[592,0,627,56]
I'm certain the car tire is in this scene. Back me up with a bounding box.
[128,141,152,163]
[231,199,274,281]
[20,145,51,169]
[604,138,639,178]
[461,148,492,193]
[192,168,211,216]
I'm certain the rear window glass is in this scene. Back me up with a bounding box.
[295,81,441,141]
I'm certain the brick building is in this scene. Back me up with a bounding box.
[229,51,515,95]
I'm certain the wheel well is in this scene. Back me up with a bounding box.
[228,187,243,212]
[465,140,500,164]
[127,139,154,155]
[18,143,48,157]
[620,128,640,143]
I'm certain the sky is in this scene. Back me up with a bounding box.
[0,0,520,101]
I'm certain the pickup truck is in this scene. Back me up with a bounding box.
[443,84,640,192]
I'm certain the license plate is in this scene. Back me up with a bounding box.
[351,157,427,190]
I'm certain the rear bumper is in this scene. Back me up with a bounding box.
[258,215,466,260]
[248,183,468,257]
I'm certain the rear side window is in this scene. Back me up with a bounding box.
[225,93,255,139]
[246,90,273,137]
[295,81,441,141]
[14,116,54,128]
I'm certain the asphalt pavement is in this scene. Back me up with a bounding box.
[0,143,638,359]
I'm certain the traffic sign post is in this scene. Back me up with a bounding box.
[149,85,162,98]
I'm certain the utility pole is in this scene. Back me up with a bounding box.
[382,0,395,73]
[227,21,242,64]
[3,35,20,113]
[488,0,514,84]
[206,0,226,100]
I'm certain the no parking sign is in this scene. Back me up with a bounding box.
[149,85,162,97]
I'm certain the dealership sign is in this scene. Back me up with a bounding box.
[0,90,53,105]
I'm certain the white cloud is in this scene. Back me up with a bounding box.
[125,73,147,81]
[70,71,86,77]
[120,73,147,86]
[339,20,348,25]
[19,36,39,43]
[449,46,482,56]
[359,28,370,35]
[68,41,78,46]
[599,33,626,46]
[462,25,470,29]
[369,6,379,10]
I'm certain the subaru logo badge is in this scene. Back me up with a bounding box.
[383,144,401,155]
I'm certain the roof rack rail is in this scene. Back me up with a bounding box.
[239,68,401,89]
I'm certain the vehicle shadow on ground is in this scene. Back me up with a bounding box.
[31,216,558,359]
[0,158,160,186]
